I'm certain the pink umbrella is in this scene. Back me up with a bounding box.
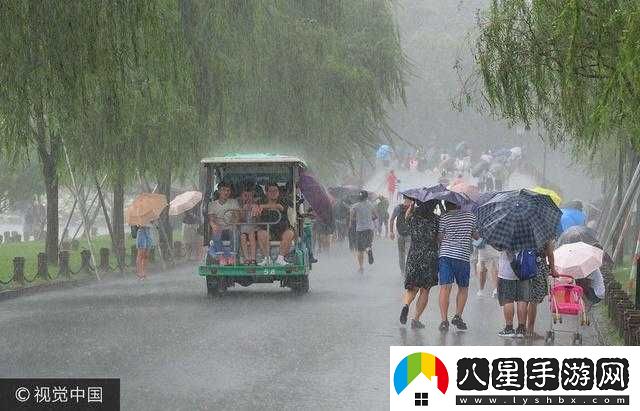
[169,191,203,216]
[553,241,604,279]
[448,181,481,202]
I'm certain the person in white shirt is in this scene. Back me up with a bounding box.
[207,181,240,262]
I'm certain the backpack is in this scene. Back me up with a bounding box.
[511,249,538,280]
[131,225,138,239]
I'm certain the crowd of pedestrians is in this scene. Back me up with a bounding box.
[384,184,604,340]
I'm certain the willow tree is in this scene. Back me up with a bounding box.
[0,2,94,262]
[475,0,640,151]
[179,0,406,175]
[61,0,199,265]
[473,0,640,261]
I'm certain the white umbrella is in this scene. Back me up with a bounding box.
[169,191,203,216]
[553,241,604,279]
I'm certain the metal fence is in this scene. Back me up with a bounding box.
[0,241,188,289]
[602,267,640,345]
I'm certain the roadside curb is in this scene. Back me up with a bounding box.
[0,262,191,303]
[0,276,109,302]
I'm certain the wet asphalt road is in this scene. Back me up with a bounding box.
[0,239,600,410]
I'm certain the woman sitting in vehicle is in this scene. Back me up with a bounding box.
[253,182,295,266]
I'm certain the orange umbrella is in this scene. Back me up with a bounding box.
[125,193,167,226]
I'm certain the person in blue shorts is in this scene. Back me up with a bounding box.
[136,225,154,280]
[437,202,479,332]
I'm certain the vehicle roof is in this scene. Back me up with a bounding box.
[201,153,306,166]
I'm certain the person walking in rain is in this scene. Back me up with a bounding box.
[399,200,440,329]
[437,201,479,332]
[389,195,413,277]
[386,170,398,202]
[496,250,530,338]
[474,238,499,298]
[350,190,377,274]
[526,241,558,338]
[135,223,154,280]
[375,194,390,238]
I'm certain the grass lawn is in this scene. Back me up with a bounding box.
[1,229,184,289]
[612,264,636,298]
[595,304,624,345]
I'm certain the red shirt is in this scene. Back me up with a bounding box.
[386,173,398,192]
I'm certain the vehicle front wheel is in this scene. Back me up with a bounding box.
[291,276,309,294]
[206,278,225,297]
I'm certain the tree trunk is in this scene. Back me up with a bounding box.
[112,170,126,270]
[33,107,60,265]
[43,159,59,264]
[629,150,640,261]
[615,143,625,265]
[157,169,173,262]
[96,176,114,249]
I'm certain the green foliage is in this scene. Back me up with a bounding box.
[475,0,640,153]
[182,0,406,174]
[1,0,405,186]
[0,158,45,211]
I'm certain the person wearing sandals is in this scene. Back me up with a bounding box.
[399,200,440,328]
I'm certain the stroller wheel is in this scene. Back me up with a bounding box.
[572,333,582,345]
[545,331,554,345]
[559,317,563,324]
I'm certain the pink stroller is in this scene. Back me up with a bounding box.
[545,275,589,345]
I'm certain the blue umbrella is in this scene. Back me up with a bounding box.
[560,208,586,232]
[476,189,562,251]
[376,145,392,160]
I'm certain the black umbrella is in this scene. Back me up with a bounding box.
[476,189,562,251]
[402,184,476,211]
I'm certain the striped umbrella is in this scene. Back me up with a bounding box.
[476,189,562,251]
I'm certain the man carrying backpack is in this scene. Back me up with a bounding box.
[496,250,530,338]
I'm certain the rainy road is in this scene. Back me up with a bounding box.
[0,238,601,410]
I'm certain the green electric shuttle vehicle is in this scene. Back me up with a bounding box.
[197,154,313,296]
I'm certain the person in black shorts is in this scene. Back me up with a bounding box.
[255,182,295,266]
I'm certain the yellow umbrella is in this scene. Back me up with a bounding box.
[531,186,562,206]
[125,193,168,226]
